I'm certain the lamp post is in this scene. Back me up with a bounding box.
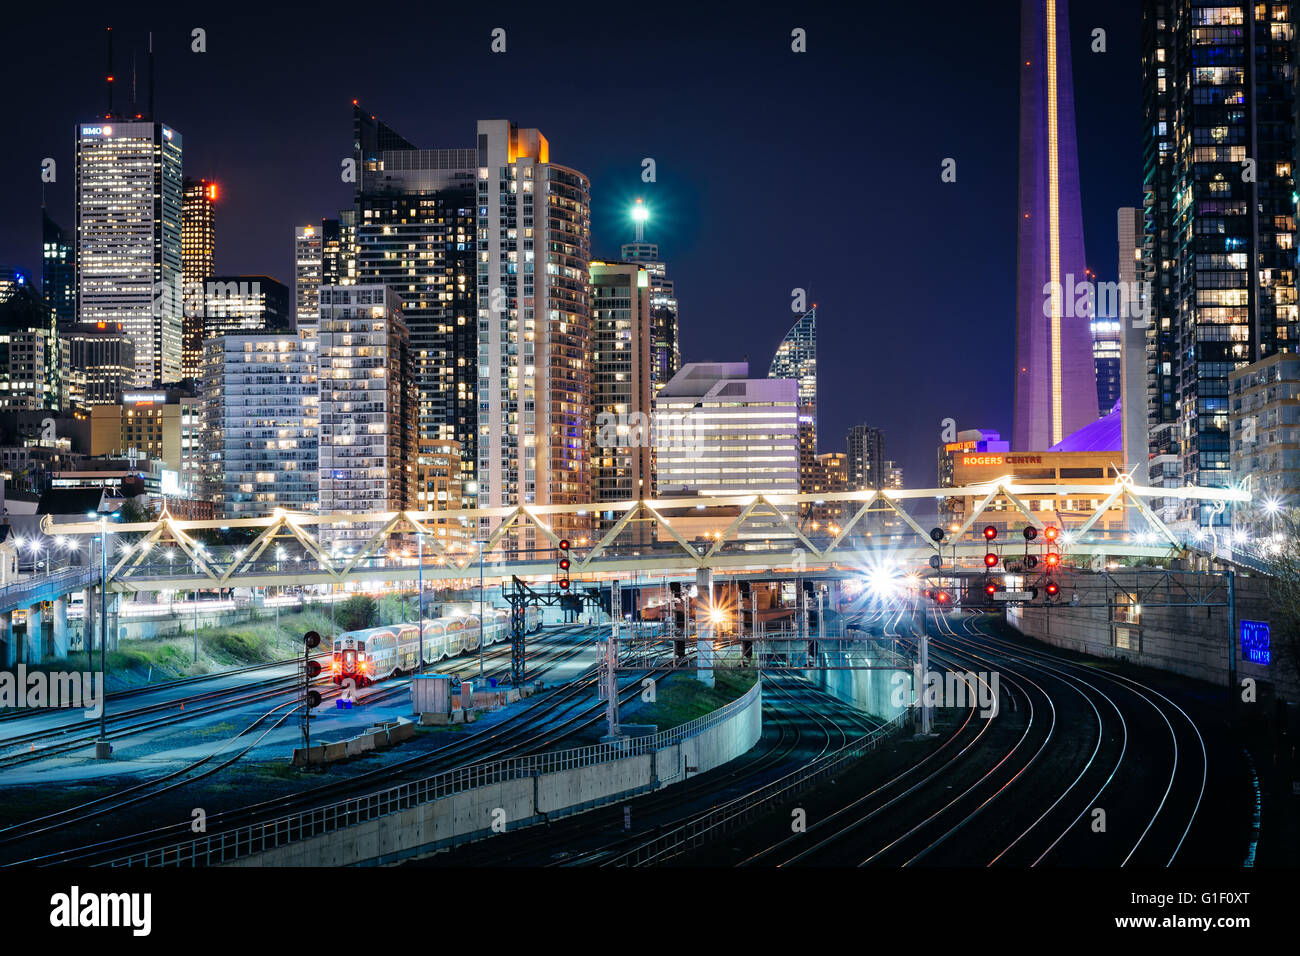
[417,531,425,674]
[477,539,486,680]
[91,509,118,759]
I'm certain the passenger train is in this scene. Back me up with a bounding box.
[331,606,542,687]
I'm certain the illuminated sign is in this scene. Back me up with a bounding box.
[81,125,112,136]
[160,470,181,497]
[945,440,978,452]
[961,454,1045,466]
[1240,620,1271,665]
[122,392,167,405]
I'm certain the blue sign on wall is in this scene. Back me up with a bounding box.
[1240,620,1272,665]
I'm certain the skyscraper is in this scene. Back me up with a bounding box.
[42,210,75,331]
[475,120,592,542]
[294,225,322,331]
[317,285,416,546]
[590,261,653,509]
[846,424,886,490]
[1117,206,1149,477]
[181,177,217,379]
[621,236,680,395]
[75,119,184,386]
[1142,1,1297,526]
[769,308,817,492]
[0,270,61,412]
[349,105,478,479]
[1013,0,1098,451]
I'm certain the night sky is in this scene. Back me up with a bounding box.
[1,0,1141,488]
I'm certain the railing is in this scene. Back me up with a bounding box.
[107,676,762,867]
[599,707,910,867]
[0,568,96,613]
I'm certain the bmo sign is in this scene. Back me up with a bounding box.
[81,125,112,136]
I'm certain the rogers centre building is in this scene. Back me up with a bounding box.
[947,449,1127,536]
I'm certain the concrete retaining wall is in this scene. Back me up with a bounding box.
[225,682,763,866]
[809,650,909,722]
[1007,568,1299,704]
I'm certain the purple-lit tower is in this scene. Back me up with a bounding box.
[1012,0,1098,451]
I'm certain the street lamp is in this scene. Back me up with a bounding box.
[90,508,120,758]
[477,539,487,680]
[417,530,425,674]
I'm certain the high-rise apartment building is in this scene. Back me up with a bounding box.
[201,276,290,340]
[181,177,217,379]
[846,424,886,490]
[1014,0,1099,450]
[42,210,76,331]
[317,285,416,546]
[590,261,653,510]
[1117,206,1151,479]
[294,225,322,331]
[75,119,183,386]
[201,332,319,516]
[475,120,592,542]
[620,238,680,394]
[1142,0,1297,526]
[350,106,478,480]
[654,362,799,496]
[769,308,817,492]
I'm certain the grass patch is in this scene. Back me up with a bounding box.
[620,670,757,730]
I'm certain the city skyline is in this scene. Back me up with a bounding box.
[0,2,1142,487]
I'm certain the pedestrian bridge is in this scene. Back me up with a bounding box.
[40,477,1250,594]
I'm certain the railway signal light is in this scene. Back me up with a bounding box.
[984,552,999,568]
[983,525,998,541]
[1025,554,1039,570]
[929,527,946,543]
[985,582,996,596]
[305,689,322,709]
[304,630,320,650]
[559,539,570,552]
[559,556,570,571]
[1023,526,1038,541]
[559,577,570,590]
[305,659,322,679]
[1044,526,1059,543]
[1045,552,1060,568]
[1045,581,1059,598]
[929,554,942,570]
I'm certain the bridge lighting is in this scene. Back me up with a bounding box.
[1263,497,1282,515]
[709,606,727,625]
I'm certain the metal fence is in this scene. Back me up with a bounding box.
[598,707,910,867]
[108,676,763,867]
[0,568,95,615]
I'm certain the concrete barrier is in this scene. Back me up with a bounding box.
[233,681,763,866]
[292,718,416,766]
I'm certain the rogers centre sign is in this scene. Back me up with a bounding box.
[961,454,1044,466]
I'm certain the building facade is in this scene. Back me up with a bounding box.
[202,276,291,340]
[475,120,592,543]
[42,210,76,331]
[89,387,203,495]
[317,285,416,545]
[181,177,217,379]
[620,239,680,394]
[769,308,817,493]
[294,225,322,331]
[654,362,799,496]
[75,120,184,386]
[1142,0,1297,527]
[590,261,653,511]
[64,322,135,408]
[201,332,319,517]
[846,424,886,490]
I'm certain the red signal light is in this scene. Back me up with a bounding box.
[985,583,996,596]
[936,591,950,604]
[1045,581,1059,597]
[1044,526,1059,543]
[559,577,570,590]
[983,525,998,540]
[559,539,570,551]
[984,552,999,568]
[1045,553,1060,568]
[559,557,570,571]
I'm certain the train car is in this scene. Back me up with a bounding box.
[331,606,519,688]
[525,606,542,634]
[331,632,376,687]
